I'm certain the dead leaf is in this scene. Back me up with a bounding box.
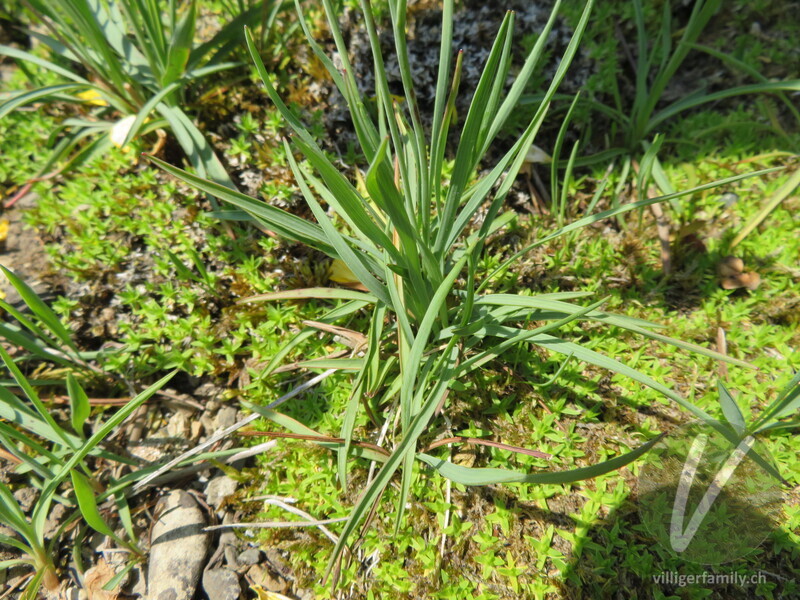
[250,584,292,600]
[524,144,552,164]
[328,259,368,291]
[83,558,119,600]
[301,320,367,348]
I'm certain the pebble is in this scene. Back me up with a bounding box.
[43,503,68,539]
[215,406,239,429]
[201,568,241,600]
[237,548,262,566]
[204,475,238,511]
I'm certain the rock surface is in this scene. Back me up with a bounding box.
[147,490,209,600]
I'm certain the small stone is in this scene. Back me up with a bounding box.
[190,420,204,440]
[246,565,287,594]
[205,476,238,511]
[12,487,36,513]
[201,568,241,600]
[215,406,238,430]
[199,412,216,435]
[165,410,191,439]
[147,490,209,600]
[263,548,292,581]
[64,588,81,600]
[196,383,222,404]
[125,565,147,599]
[237,548,262,566]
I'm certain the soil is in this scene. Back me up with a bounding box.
[0,193,54,305]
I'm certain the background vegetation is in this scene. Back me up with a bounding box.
[0,0,798,598]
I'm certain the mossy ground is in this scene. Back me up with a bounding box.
[1,0,799,598]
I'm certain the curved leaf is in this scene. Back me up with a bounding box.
[417,434,662,485]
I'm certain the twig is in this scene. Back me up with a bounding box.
[3,169,61,208]
[717,327,728,380]
[0,576,31,600]
[422,436,551,459]
[648,201,672,274]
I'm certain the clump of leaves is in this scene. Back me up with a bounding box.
[574,0,800,158]
[0,0,283,185]
[151,0,772,583]
[0,270,257,596]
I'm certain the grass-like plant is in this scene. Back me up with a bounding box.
[0,265,103,377]
[532,0,800,244]
[149,0,776,582]
[0,0,282,185]
[0,358,173,598]
[0,267,167,595]
[0,270,260,595]
[573,0,800,159]
[749,371,800,435]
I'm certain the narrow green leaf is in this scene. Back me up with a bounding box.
[0,345,77,450]
[295,358,363,371]
[283,141,393,306]
[718,380,746,434]
[147,155,334,254]
[418,434,662,485]
[32,372,175,540]
[67,374,91,437]
[731,168,800,248]
[324,342,459,580]
[754,370,800,430]
[0,84,83,119]
[0,266,78,353]
[481,167,783,292]
[0,323,74,367]
[155,104,236,190]
[0,45,90,84]
[162,0,196,87]
[0,533,32,554]
[70,471,115,538]
[649,80,800,134]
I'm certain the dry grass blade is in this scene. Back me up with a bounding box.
[132,369,336,491]
[207,497,344,543]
